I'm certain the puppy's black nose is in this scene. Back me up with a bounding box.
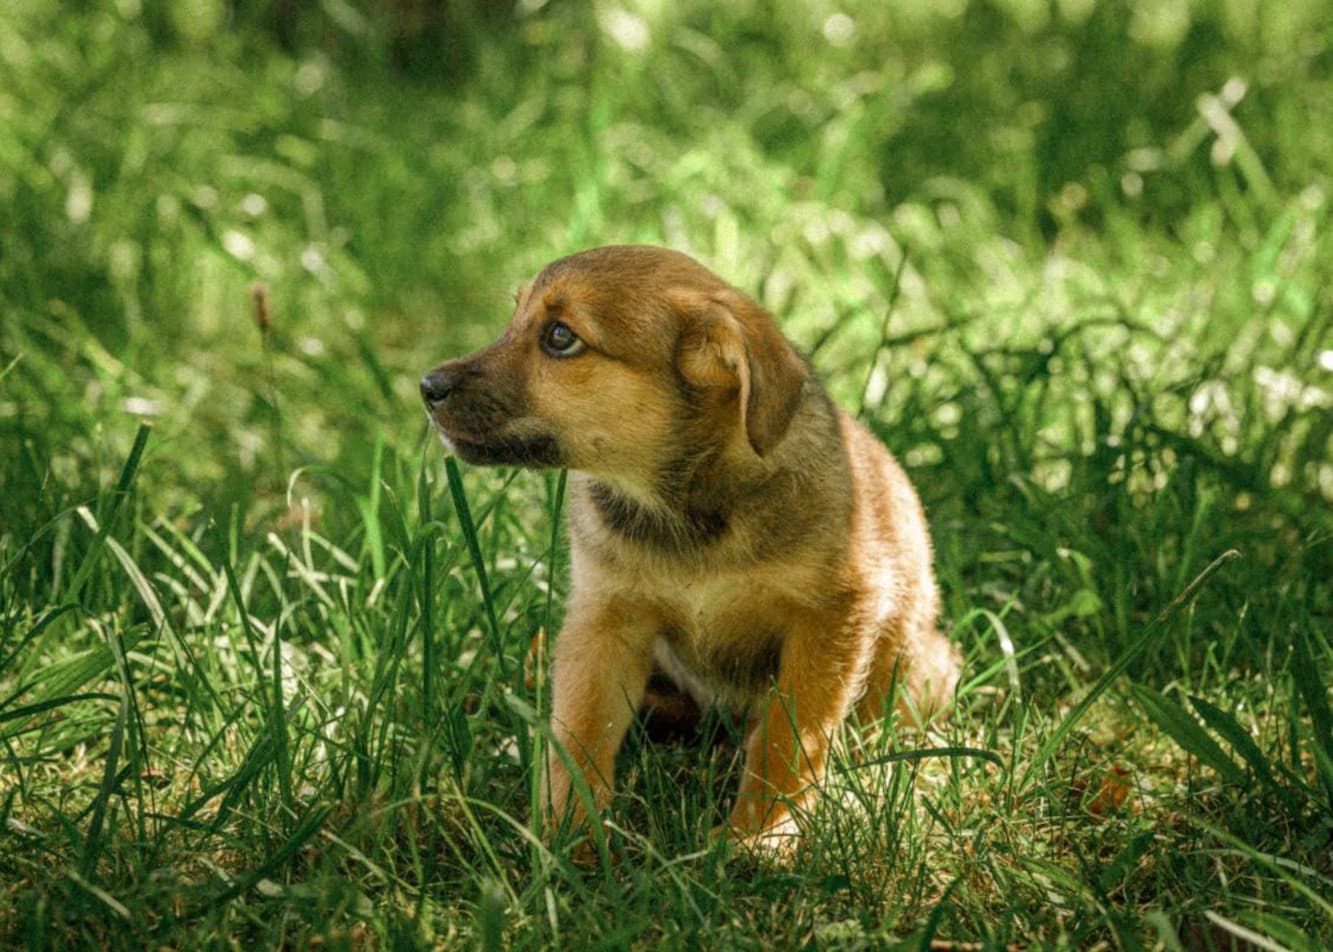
[420,368,457,407]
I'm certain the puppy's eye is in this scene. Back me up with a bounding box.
[542,321,586,357]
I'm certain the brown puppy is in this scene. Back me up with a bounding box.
[421,245,960,849]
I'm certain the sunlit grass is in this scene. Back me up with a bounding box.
[2,0,1331,948]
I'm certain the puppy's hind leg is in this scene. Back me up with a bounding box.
[855,617,961,728]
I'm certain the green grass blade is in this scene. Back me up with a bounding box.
[4,627,151,740]
[856,249,908,419]
[62,422,152,606]
[80,624,133,878]
[841,746,1004,771]
[1131,684,1245,784]
[1201,911,1297,952]
[356,429,387,581]
[1022,550,1240,785]
[1225,910,1324,952]
[0,603,76,686]
[540,469,567,639]
[194,804,333,911]
[418,452,437,734]
[1187,694,1285,794]
[220,552,291,812]
[1289,624,1333,804]
[443,456,503,663]
[0,692,116,726]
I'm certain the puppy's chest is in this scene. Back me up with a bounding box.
[650,574,791,699]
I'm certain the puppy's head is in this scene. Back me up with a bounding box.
[421,245,807,494]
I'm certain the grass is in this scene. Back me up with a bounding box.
[2,0,1331,948]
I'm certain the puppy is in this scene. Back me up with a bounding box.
[421,245,960,849]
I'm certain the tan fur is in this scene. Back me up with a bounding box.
[421,245,961,851]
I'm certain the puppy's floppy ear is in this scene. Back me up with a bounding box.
[673,289,807,456]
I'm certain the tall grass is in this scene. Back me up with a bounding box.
[2,0,1330,947]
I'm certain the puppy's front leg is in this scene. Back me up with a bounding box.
[543,597,655,837]
[728,616,858,847]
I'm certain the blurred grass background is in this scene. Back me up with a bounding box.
[1,0,1331,948]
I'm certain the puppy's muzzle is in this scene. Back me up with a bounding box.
[419,359,485,435]
[419,357,564,468]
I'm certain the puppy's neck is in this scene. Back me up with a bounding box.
[578,443,769,555]
[583,479,729,553]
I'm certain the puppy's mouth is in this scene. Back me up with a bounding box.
[419,358,564,468]
[427,414,564,469]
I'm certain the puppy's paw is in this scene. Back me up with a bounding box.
[710,812,802,860]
